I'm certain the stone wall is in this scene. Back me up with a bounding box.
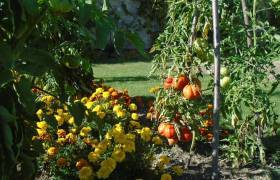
[104,0,165,49]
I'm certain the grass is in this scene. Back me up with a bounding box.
[93,61,160,97]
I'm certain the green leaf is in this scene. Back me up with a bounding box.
[13,78,36,113]
[17,48,55,76]
[20,47,55,67]
[95,15,115,49]
[0,69,13,87]
[1,124,13,148]
[16,63,48,76]
[126,32,147,58]
[21,154,35,179]
[0,43,14,69]
[79,3,92,25]
[0,106,17,123]
[22,0,40,16]
[68,101,86,126]
[113,30,125,54]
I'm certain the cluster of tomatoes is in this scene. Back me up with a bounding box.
[163,75,202,100]
[155,74,204,145]
[158,122,192,145]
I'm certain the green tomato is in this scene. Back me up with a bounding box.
[272,0,280,4]
[49,0,73,13]
[61,55,81,69]
[221,67,229,76]
[221,76,231,88]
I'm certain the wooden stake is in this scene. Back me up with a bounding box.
[241,0,253,47]
[211,0,221,179]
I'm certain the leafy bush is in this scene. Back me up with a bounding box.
[34,86,183,179]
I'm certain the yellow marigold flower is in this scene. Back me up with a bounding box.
[125,133,136,141]
[81,97,88,104]
[57,129,66,138]
[36,121,48,130]
[149,86,160,94]
[97,140,109,150]
[100,158,116,171]
[129,103,137,111]
[66,133,77,143]
[71,128,77,133]
[88,152,100,163]
[131,113,139,120]
[63,112,71,120]
[114,133,127,144]
[161,173,172,180]
[36,109,44,120]
[102,91,110,99]
[172,165,184,176]
[112,148,126,162]
[63,105,68,111]
[97,166,112,179]
[116,110,126,118]
[113,105,122,112]
[79,166,93,180]
[45,108,54,115]
[68,117,75,125]
[85,101,94,109]
[80,127,92,137]
[57,138,66,145]
[41,95,54,106]
[159,155,170,165]
[47,147,58,156]
[56,108,64,115]
[97,111,106,119]
[94,148,103,154]
[123,140,135,153]
[152,136,163,145]
[140,127,152,142]
[114,123,124,134]
[129,120,141,129]
[92,105,102,112]
[76,159,88,170]
[36,128,47,136]
[54,115,64,126]
[57,157,67,167]
[105,131,113,140]
[146,112,152,119]
[95,87,104,94]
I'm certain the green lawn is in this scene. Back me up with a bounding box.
[93,61,160,97]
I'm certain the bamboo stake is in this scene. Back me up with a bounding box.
[241,0,253,47]
[211,0,221,179]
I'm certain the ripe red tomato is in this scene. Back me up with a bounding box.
[164,77,173,89]
[172,75,190,90]
[167,138,178,145]
[181,127,192,142]
[182,84,201,100]
[158,123,166,136]
[163,124,176,139]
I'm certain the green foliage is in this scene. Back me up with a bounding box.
[151,0,280,168]
[0,0,146,178]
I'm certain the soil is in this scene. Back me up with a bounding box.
[154,144,277,180]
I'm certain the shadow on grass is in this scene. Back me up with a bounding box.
[96,75,158,83]
[92,56,152,64]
